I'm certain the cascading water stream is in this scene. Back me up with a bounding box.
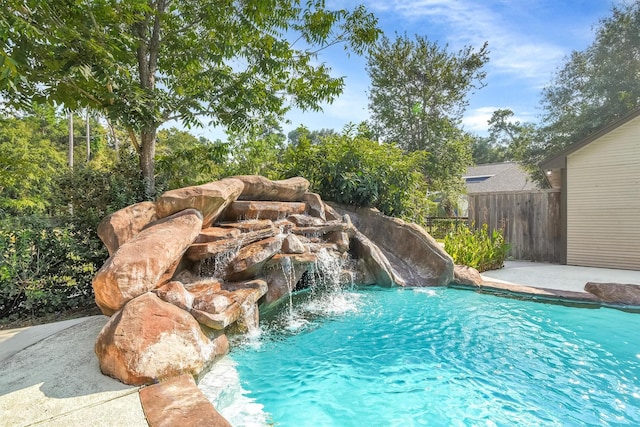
[280,255,295,322]
[200,246,363,426]
[200,244,242,278]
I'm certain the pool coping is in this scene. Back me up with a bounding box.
[449,280,640,312]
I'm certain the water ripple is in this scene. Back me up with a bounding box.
[203,287,640,427]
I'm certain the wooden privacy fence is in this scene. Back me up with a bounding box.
[467,190,562,263]
[424,216,468,239]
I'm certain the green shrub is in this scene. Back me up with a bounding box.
[444,223,510,272]
[0,216,105,320]
[280,125,430,219]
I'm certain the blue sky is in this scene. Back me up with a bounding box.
[190,0,620,140]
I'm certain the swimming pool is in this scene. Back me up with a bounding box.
[201,287,640,426]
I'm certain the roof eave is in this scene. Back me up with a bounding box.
[539,107,640,172]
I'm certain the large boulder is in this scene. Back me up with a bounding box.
[453,264,483,286]
[584,282,640,305]
[155,178,244,228]
[331,204,454,287]
[139,374,232,427]
[93,209,203,316]
[225,236,284,281]
[350,230,404,287]
[220,201,306,221]
[234,175,310,201]
[97,201,157,256]
[95,293,228,386]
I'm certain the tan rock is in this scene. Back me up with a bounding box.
[155,178,244,228]
[97,201,157,256]
[323,202,342,221]
[287,214,325,227]
[453,264,483,286]
[234,175,310,201]
[139,374,232,427]
[584,282,640,305]
[291,221,348,236]
[225,236,284,281]
[218,219,274,232]
[221,280,268,333]
[350,230,404,287]
[95,293,228,386]
[93,209,203,316]
[326,231,350,253]
[154,278,266,331]
[263,254,316,304]
[282,234,306,254]
[331,204,454,287]
[195,227,241,243]
[221,201,306,221]
[274,219,295,234]
[303,192,326,220]
[189,281,268,331]
[154,281,194,312]
[185,224,277,261]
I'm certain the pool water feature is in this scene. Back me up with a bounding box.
[200,287,640,426]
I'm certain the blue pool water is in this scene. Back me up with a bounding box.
[202,287,640,426]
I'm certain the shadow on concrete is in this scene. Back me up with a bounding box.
[0,316,148,426]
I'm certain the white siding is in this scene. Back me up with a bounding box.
[566,116,640,270]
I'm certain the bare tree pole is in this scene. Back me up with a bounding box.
[68,111,74,169]
[68,110,74,215]
[86,109,90,162]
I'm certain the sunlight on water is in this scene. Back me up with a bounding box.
[199,357,269,427]
[201,287,640,427]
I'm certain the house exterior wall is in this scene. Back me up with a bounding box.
[566,115,640,270]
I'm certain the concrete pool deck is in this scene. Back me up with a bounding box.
[482,260,640,293]
[1,261,639,426]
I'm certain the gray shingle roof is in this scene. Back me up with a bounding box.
[464,162,538,194]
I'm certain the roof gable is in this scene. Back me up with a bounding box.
[541,108,640,171]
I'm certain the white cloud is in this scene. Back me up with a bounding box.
[462,106,497,134]
[462,106,538,135]
[367,0,567,84]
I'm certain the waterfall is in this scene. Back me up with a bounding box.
[199,244,241,279]
[306,250,360,317]
[280,256,295,322]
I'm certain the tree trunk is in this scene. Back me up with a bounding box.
[140,127,157,198]
[86,110,91,162]
[68,111,74,169]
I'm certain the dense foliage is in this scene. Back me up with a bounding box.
[540,2,640,151]
[444,223,510,273]
[0,216,105,320]
[1,0,379,196]
[281,124,432,220]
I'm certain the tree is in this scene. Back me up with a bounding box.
[367,34,489,152]
[225,122,286,179]
[287,126,337,146]
[280,124,431,220]
[155,128,228,189]
[1,0,380,196]
[0,114,66,215]
[366,34,487,195]
[540,1,640,153]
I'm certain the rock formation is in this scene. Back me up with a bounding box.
[584,282,640,306]
[330,203,454,286]
[92,175,455,422]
